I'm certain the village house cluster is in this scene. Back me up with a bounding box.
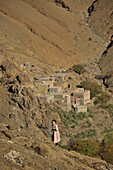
[35,68,90,113]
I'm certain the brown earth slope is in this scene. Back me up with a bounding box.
[0,0,107,69]
[0,0,113,169]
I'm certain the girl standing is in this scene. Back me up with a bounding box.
[52,120,60,146]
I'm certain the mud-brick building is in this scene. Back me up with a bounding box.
[54,93,71,111]
[83,90,90,104]
[55,68,67,73]
[48,87,62,93]
[70,88,90,105]
[24,62,31,69]
[54,82,68,89]
[38,94,54,103]
[72,104,87,113]
[53,73,68,83]
[38,77,54,88]
[36,84,49,95]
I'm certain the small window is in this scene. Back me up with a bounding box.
[68,84,70,88]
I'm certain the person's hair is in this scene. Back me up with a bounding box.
[52,120,56,123]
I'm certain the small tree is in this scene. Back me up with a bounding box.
[100,133,113,164]
[80,81,102,98]
[94,92,110,106]
[72,64,86,74]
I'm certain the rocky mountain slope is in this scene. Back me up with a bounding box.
[0,0,113,169]
[0,56,113,170]
[0,0,108,69]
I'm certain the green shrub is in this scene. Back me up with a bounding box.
[105,115,108,119]
[77,112,86,120]
[109,112,113,117]
[100,133,113,164]
[53,107,57,112]
[57,110,87,129]
[98,104,107,109]
[60,145,71,151]
[94,92,110,106]
[100,143,113,165]
[87,107,92,113]
[87,118,92,127]
[72,140,100,157]
[103,133,113,144]
[87,113,93,118]
[107,104,113,111]
[80,81,102,98]
[71,125,75,128]
[94,98,100,105]
[98,92,110,103]
[75,129,97,139]
[102,129,113,134]
[107,104,113,117]
[72,64,86,74]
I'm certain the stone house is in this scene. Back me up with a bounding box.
[83,90,90,104]
[24,62,31,69]
[72,104,87,113]
[70,88,90,105]
[48,87,62,93]
[53,73,68,82]
[54,93,71,111]
[38,77,54,88]
[36,84,49,95]
[54,81,68,89]
[38,94,54,103]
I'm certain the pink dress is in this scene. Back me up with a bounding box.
[52,125,60,144]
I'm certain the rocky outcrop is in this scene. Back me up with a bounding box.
[88,0,99,16]
[54,0,71,12]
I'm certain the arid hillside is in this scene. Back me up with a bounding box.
[0,0,108,69]
[0,0,113,169]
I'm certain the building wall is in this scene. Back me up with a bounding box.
[54,93,71,111]
[47,95,54,103]
[54,82,68,89]
[39,95,54,103]
[49,87,62,93]
[36,84,48,95]
[73,105,87,113]
[70,89,90,105]
[38,80,54,88]
[83,90,90,104]
[71,92,84,105]
[53,73,68,83]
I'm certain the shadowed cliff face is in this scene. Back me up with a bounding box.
[87,0,113,88]
[0,0,107,69]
